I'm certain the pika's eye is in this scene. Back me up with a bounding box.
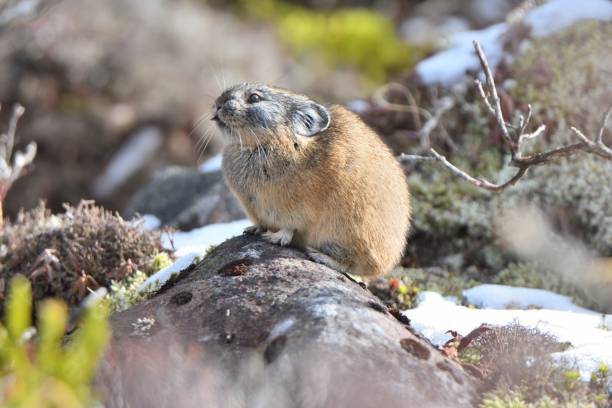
[247,93,262,104]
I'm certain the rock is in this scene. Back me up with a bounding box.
[102,235,480,408]
[124,166,245,230]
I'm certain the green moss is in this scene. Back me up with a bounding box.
[480,392,570,408]
[497,156,612,256]
[150,252,172,272]
[238,0,429,84]
[107,270,151,314]
[0,276,109,407]
[203,244,217,257]
[409,169,491,239]
[509,21,612,139]
[370,267,481,309]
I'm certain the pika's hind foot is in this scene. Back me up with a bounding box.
[244,225,264,235]
[262,229,294,246]
[306,247,348,273]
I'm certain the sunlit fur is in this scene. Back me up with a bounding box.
[215,83,411,277]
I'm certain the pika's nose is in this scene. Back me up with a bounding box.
[223,100,236,112]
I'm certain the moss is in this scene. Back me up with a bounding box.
[406,167,507,270]
[508,21,612,138]
[107,270,154,314]
[238,0,430,84]
[0,201,168,309]
[370,266,481,309]
[150,252,172,272]
[480,392,580,408]
[496,156,612,256]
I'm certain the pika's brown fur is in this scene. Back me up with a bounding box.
[213,83,410,276]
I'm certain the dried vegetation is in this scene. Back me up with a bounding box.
[0,201,164,308]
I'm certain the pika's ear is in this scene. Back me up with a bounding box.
[291,102,330,137]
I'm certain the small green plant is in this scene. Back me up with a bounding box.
[149,252,172,272]
[238,0,429,84]
[563,370,581,391]
[0,275,110,407]
[107,270,150,314]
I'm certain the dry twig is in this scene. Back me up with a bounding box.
[0,103,37,223]
[374,82,456,152]
[401,41,612,192]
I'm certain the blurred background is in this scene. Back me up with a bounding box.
[0,0,522,217]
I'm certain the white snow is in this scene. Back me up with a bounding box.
[162,219,251,257]
[140,218,251,290]
[415,23,506,86]
[404,286,612,378]
[199,153,223,173]
[463,284,594,314]
[138,214,162,231]
[140,253,200,292]
[524,0,612,38]
[415,0,612,86]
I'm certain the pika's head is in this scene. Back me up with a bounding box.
[212,83,330,143]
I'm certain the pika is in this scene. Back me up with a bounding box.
[212,83,411,277]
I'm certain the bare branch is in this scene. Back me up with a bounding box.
[597,106,612,145]
[517,124,545,147]
[399,40,612,192]
[417,96,455,151]
[570,126,612,159]
[372,82,422,128]
[0,104,36,217]
[1,104,25,160]
[397,153,437,163]
[9,141,37,183]
[473,41,515,151]
[429,148,528,192]
[474,79,495,117]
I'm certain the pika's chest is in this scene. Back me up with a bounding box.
[222,147,297,191]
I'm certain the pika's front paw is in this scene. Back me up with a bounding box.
[244,225,264,235]
[262,229,294,246]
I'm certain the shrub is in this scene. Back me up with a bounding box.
[0,200,166,308]
[0,275,110,407]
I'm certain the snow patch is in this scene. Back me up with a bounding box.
[140,252,199,291]
[463,284,594,314]
[524,0,612,38]
[139,214,161,231]
[415,0,612,86]
[199,153,223,173]
[163,219,251,257]
[403,286,612,378]
[141,219,252,290]
[415,23,506,86]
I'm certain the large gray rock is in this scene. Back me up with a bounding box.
[102,235,480,408]
[124,166,245,230]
